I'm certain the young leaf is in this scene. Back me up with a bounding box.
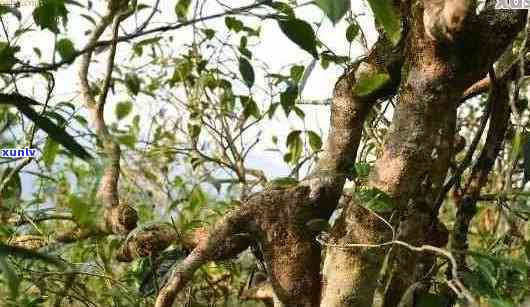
[357,187,394,213]
[238,57,255,88]
[68,194,93,227]
[366,0,402,45]
[278,18,318,58]
[346,23,360,42]
[307,130,322,152]
[175,0,191,21]
[115,101,133,120]
[0,168,21,199]
[354,162,371,180]
[56,38,76,61]
[0,42,19,71]
[225,16,244,32]
[125,73,141,96]
[280,85,298,115]
[314,0,350,25]
[352,72,390,97]
[286,130,303,164]
[241,96,260,119]
[33,0,68,33]
[42,138,60,168]
[290,65,305,83]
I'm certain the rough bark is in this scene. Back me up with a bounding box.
[381,108,455,307]
[320,2,526,306]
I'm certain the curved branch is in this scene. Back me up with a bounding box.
[78,4,137,234]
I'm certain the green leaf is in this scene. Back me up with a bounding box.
[56,38,76,61]
[115,101,132,120]
[188,123,201,141]
[202,28,215,40]
[286,130,303,164]
[117,134,136,148]
[354,162,371,180]
[357,187,394,213]
[241,96,260,119]
[352,72,390,97]
[366,0,402,45]
[42,138,60,168]
[0,168,21,200]
[225,16,244,32]
[175,0,191,21]
[0,257,19,298]
[278,18,318,58]
[314,0,350,24]
[68,194,92,227]
[280,85,298,115]
[238,57,255,88]
[190,186,206,208]
[460,270,497,298]
[415,293,450,307]
[346,22,360,42]
[0,42,19,71]
[307,130,322,152]
[33,0,68,33]
[125,73,141,96]
[290,65,305,83]
[266,1,295,18]
[239,36,252,59]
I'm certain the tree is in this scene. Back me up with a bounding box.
[0,0,529,306]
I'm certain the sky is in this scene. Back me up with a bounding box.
[1,0,380,196]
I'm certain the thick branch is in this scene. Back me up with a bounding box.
[155,204,253,307]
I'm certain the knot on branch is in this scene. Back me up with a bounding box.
[116,223,176,262]
[104,203,138,235]
[423,0,475,43]
[9,235,47,250]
